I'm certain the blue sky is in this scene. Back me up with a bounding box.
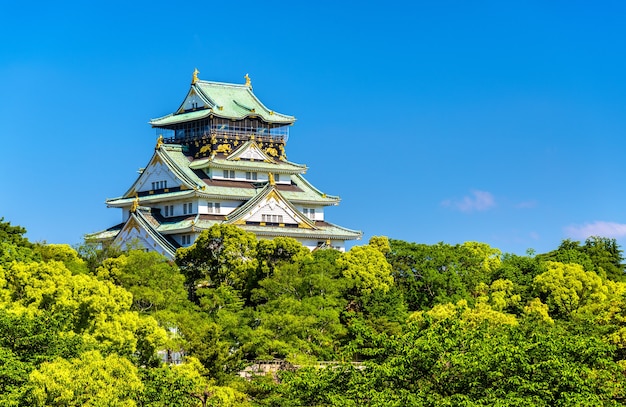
[2,1,626,255]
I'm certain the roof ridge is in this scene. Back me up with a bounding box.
[225,183,316,229]
[132,211,177,257]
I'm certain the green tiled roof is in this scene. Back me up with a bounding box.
[109,139,340,208]
[242,222,362,240]
[150,79,295,127]
[190,157,306,174]
[132,210,178,257]
[149,215,361,241]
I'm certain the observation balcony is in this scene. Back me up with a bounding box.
[157,125,289,145]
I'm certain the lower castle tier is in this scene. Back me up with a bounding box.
[88,72,361,258]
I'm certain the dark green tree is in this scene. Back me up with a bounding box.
[176,225,258,303]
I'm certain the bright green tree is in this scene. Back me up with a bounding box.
[533,261,609,318]
[27,350,143,407]
[97,249,190,315]
[34,244,89,275]
[338,244,393,295]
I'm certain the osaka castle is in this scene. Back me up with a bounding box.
[89,71,361,258]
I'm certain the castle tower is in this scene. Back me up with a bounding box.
[89,71,361,258]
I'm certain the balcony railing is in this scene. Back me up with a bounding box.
[157,126,289,145]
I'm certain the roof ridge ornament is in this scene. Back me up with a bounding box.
[192,68,199,84]
[268,172,275,186]
[244,73,252,89]
[155,135,164,150]
[131,194,139,213]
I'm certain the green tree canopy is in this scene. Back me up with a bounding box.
[176,225,258,302]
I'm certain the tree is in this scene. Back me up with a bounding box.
[270,314,626,406]
[338,244,394,295]
[533,261,608,318]
[176,225,258,303]
[26,350,143,407]
[387,240,469,311]
[256,237,310,276]
[537,237,626,281]
[1,259,167,365]
[0,218,39,266]
[97,249,189,316]
[34,243,89,275]
[245,250,348,362]
[0,217,33,248]
[583,236,625,281]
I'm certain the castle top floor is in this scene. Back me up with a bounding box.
[150,71,295,147]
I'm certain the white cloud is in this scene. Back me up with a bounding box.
[564,221,626,239]
[441,190,495,213]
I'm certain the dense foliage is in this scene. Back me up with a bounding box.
[1,218,626,405]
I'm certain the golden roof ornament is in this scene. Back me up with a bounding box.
[244,73,252,88]
[268,173,275,186]
[192,68,200,84]
[155,134,164,149]
[131,195,139,213]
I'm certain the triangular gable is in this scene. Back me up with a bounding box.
[227,139,275,162]
[176,86,213,114]
[113,212,177,258]
[123,146,201,198]
[227,185,315,229]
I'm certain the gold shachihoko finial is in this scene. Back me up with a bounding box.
[192,68,200,84]
[155,135,164,149]
[131,194,139,213]
[268,172,275,186]
[244,73,251,88]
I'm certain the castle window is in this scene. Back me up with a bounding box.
[207,202,221,214]
[223,170,235,179]
[182,235,191,245]
[303,208,315,220]
[152,180,167,190]
[262,214,283,223]
[164,205,174,217]
[274,173,280,182]
[246,172,257,180]
[183,202,193,215]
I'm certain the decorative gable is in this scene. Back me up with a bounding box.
[229,188,314,228]
[179,88,209,112]
[228,140,274,162]
[248,195,298,224]
[134,157,180,193]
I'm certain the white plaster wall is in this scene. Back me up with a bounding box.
[297,206,324,221]
[248,204,294,223]
[243,197,299,224]
[137,161,180,192]
[240,147,265,160]
[198,200,243,215]
[175,232,198,247]
[213,170,290,184]
[298,239,346,252]
[160,199,197,217]
[183,93,206,110]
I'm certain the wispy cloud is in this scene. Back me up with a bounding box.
[441,190,495,213]
[564,221,626,239]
